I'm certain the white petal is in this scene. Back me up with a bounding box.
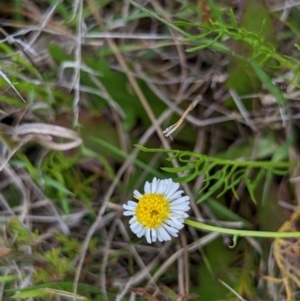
[133,190,142,199]
[128,200,138,206]
[136,227,146,238]
[171,205,190,212]
[158,227,171,241]
[166,183,180,199]
[123,204,136,211]
[144,181,151,193]
[130,222,142,233]
[151,229,157,242]
[170,200,189,206]
[130,222,140,230]
[172,204,190,210]
[151,177,157,193]
[162,223,179,235]
[170,207,189,214]
[129,217,136,224]
[168,190,184,201]
[167,217,184,229]
[171,212,189,219]
[169,196,188,204]
[169,190,183,202]
[146,229,152,243]
[170,204,190,210]
[160,179,170,194]
[164,180,176,195]
[171,201,189,207]
[123,211,134,216]
[157,180,165,193]
[157,230,164,242]
[123,206,135,211]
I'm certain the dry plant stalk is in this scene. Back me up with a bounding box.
[163,99,200,140]
[273,207,300,300]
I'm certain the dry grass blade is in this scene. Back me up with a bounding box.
[0,70,26,102]
[2,123,82,151]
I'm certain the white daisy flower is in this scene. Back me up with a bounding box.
[123,177,190,244]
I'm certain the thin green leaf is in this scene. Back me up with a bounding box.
[11,289,49,299]
[198,178,225,203]
[229,9,237,29]
[186,33,223,52]
[257,19,267,38]
[173,20,202,27]
[43,176,73,196]
[249,60,286,105]
[182,31,213,43]
[162,165,192,173]
[0,275,17,283]
[244,169,257,203]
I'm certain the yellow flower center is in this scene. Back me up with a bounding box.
[135,193,170,229]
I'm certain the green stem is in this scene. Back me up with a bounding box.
[185,219,300,238]
[136,146,293,168]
